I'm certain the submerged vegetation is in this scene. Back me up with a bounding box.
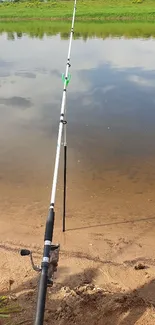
[0,0,155,21]
[0,21,155,40]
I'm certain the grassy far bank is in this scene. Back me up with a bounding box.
[0,0,155,21]
[1,21,155,39]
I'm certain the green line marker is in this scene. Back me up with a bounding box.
[62,73,71,86]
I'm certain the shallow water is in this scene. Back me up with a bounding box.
[0,32,155,225]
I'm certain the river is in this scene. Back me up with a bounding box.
[1,25,155,325]
[0,30,155,235]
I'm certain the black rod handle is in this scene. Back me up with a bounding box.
[34,208,55,325]
[34,267,48,325]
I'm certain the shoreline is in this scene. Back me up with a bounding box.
[1,6,155,323]
[1,21,155,39]
[0,17,155,22]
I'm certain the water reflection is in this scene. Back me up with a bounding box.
[0,32,155,196]
[4,30,155,41]
[1,21,155,41]
[0,96,32,108]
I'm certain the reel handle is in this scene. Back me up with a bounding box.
[20,249,31,256]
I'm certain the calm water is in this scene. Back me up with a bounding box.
[1,32,155,222]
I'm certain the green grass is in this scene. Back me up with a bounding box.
[0,296,21,322]
[1,21,155,39]
[0,0,155,21]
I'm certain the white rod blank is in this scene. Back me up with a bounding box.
[50,0,77,206]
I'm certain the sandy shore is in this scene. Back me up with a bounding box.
[1,156,155,324]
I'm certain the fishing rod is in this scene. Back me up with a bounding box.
[20,0,77,324]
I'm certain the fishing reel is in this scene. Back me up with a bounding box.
[20,244,60,286]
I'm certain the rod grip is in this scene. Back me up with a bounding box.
[34,267,48,325]
[44,208,55,241]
